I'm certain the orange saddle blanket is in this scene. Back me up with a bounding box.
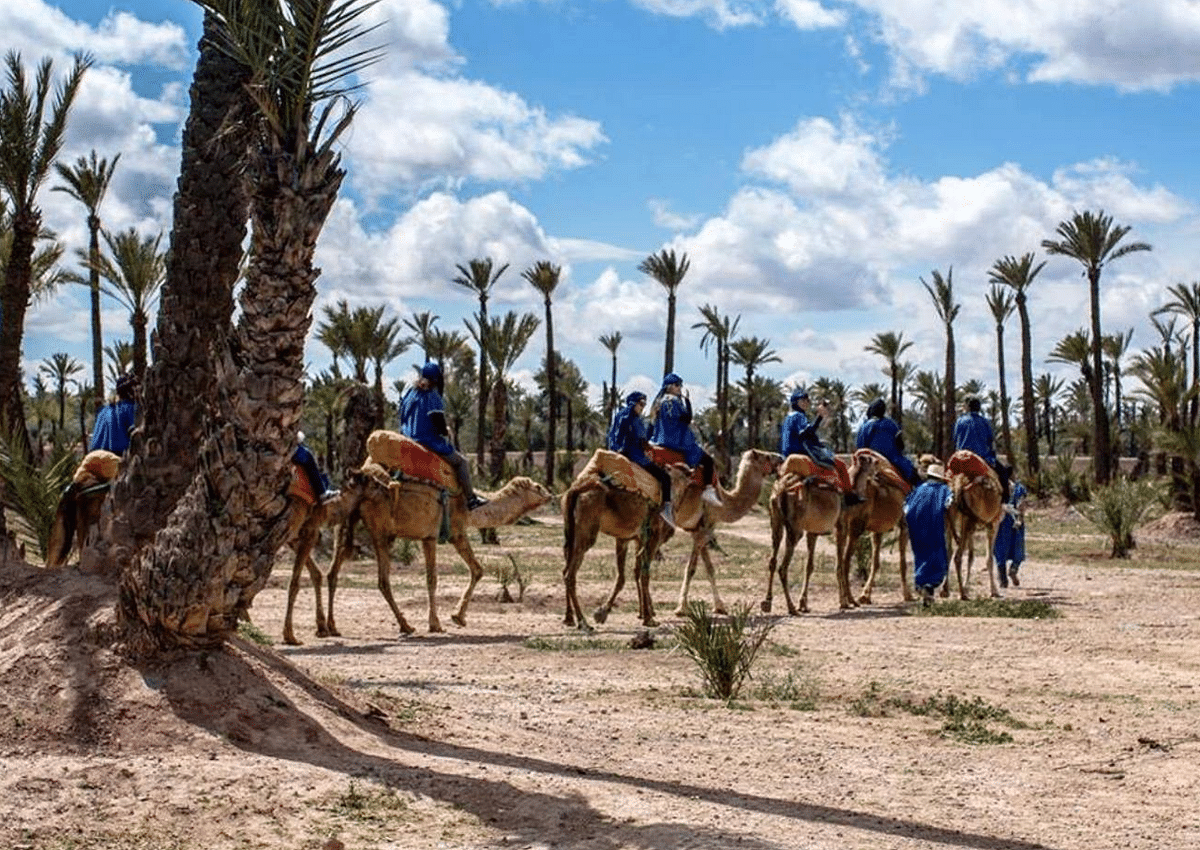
[581,450,663,504]
[947,450,995,481]
[647,445,706,485]
[366,429,459,492]
[288,465,317,506]
[781,454,851,492]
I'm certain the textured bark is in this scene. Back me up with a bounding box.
[338,382,377,478]
[1017,293,1039,475]
[87,214,104,407]
[0,207,39,461]
[96,15,252,574]
[1088,268,1112,485]
[996,323,1013,465]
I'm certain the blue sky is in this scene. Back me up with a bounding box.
[12,0,1200,413]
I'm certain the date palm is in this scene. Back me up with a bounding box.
[1033,373,1065,457]
[1153,282,1200,427]
[0,51,89,474]
[119,0,383,652]
[367,313,408,429]
[865,331,912,424]
[985,284,1016,467]
[921,268,959,460]
[693,304,740,468]
[1102,328,1133,435]
[640,248,689,376]
[522,260,560,489]
[1043,210,1151,484]
[468,310,539,482]
[38,352,82,432]
[455,257,508,468]
[730,335,780,450]
[598,331,622,421]
[404,310,439,361]
[90,227,167,385]
[54,150,119,408]
[989,253,1046,477]
[910,370,944,456]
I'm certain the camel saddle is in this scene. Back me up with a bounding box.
[580,449,663,505]
[781,453,851,492]
[647,445,705,486]
[947,450,996,483]
[288,465,318,506]
[71,450,120,489]
[851,448,912,496]
[366,429,459,493]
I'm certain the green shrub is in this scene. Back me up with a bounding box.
[673,601,776,701]
[0,427,76,562]
[1076,477,1162,557]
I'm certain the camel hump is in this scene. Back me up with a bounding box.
[948,450,994,482]
[781,454,844,490]
[578,449,662,504]
[72,450,120,487]
[366,429,459,492]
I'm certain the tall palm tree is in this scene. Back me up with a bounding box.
[1048,330,1094,455]
[454,257,508,468]
[38,352,82,431]
[921,268,959,460]
[910,370,944,456]
[471,310,539,483]
[54,150,119,409]
[119,0,382,652]
[404,310,439,361]
[989,252,1046,477]
[426,327,470,375]
[1102,328,1133,436]
[598,331,622,421]
[522,260,560,488]
[367,314,407,430]
[693,303,740,468]
[91,227,167,385]
[1153,281,1200,427]
[315,299,356,378]
[864,330,913,424]
[104,340,134,386]
[985,284,1016,467]
[1033,373,1066,457]
[729,335,780,450]
[0,51,89,472]
[1042,210,1151,484]
[639,248,689,376]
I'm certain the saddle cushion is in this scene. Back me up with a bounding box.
[852,449,912,496]
[288,465,317,506]
[948,450,995,481]
[782,454,850,491]
[647,445,705,485]
[366,429,459,492]
[581,449,662,504]
[72,450,120,488]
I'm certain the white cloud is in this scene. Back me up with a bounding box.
[649,198,702,232]
[0,2,190,68]
[775,0,846,29]
[631,0,765,29]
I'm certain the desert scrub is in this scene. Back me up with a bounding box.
[673,601,776,700]
[1076,477,1163,557]
[749,670,819,710]
[237,620,274,645]
[913,597,1059,619]
[850,681,1024,744]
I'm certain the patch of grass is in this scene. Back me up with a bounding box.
[523,635,633,652]
[236,619,273,645]
[749,670,819,710]
[848,682,1023,744]
[328,780,411,823]
[912,597,1060,619]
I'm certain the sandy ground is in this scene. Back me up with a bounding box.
[2,507,1200,850]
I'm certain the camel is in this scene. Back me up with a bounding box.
[45,450,122,568]
[671,448,782,615]
[760,456,842,615]
[279,487,357,645]
[944,450,1005,600]
[835,448,913,609]
[561,451,695,630]
[301,463,552,638]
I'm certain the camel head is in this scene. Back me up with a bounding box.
[468,476,554,528]
[739,448,784,479]
[916,453,941,480]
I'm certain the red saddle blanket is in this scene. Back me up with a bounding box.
[948,450,994,481]
[647,445,706,486]
[366,429,459,492]
[288,465,317,506]
[782,454,851,492]
[851,449,912,496]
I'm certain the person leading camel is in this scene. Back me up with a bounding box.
[904,462,954,606]
[993,471,1027,588]
[90,372,138,454]
[953,396,1011,500]
[856,398,921,487]
[651,373,721,506]
[399,361,486,509]
[608,390,674,526]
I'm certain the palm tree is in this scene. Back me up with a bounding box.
[865,331,913,423]
[54,150,119,409]
[639,248,690,376]
[921,268,959,460]
[104,340,134,387]
[522,260,560,488]
[468,310,539,482]
[598,331,622,421]
[729,335,780,450]
[454,257,508,468]
[989,253,1046,477]
[1043,210,1151,484]
[315,299,355,378]
[38,352,82,432]
[426,327,470,375]
[90,227,167,384]
[118,0,382,652]
[1048,330,1094,455]
[0,51,90,472]
[811,376,850,451]
[1102,328,1133,437]
[1153,282,1200,427]
[985,284,1016,467]
[693,304,740,468]
[1033,373,1066,457]
[910,370,944,456]
[404,310,439,360]
[366,314,407,430]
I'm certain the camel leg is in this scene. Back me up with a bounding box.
[283,532,314,646]
[636,532,659,628]
[371,533,415,635]
[562,548,586,630]
[698,532,727,615]
[593,539,628,625]
[857,532,882,605]
[761,495,787,613]
[325,521,357,638]
[985,521,1001,598]
[797,532,819,614]
[834,521,854,610]
[675,536,704,616]
[420,538,443,633]
[448,534,485,628]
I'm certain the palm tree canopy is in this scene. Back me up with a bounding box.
[986,285,1015,325]
[598,331,622,354]
[1040,210,1151,274]
[988,252,1046,294]
[453,257,508,302]
[638,247,689,293]
[921,268,960,325]
[52,150,119,217]
[89,227,167,314]
[522,260,561,301]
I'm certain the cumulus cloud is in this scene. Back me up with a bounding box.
[0,2,190,68]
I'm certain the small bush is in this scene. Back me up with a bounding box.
[848,682,1022,744]
[673,601,776,701]
[1076,477,1162,557]
[914,598,1059,619]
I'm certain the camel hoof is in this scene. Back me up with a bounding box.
[673,607,686,617]
[576,620,594,633]
[856,594,872,605]
[592,607,610,624]
[451,614,466,627]
[714,605,728,616]
[316,627,330,638]
[399,623,416,636]
[643,617,658,628]
[283,634,301,647]
[760,599,772,613]
[328,627,341,637]
[429,622,444,633]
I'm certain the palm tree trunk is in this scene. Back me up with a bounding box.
[87,216,104,410]
[1018,297,1039,476]
[543,303,556,489]
[476,299,487,468]
[942,329,956,461]
[996,325,1014,466]
[1088,270,1111,484]
[1191,321,1199,427]
[489,378,507,484]
[664,291,676,375]
[0,208,38,468]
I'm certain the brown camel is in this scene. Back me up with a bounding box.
[835,448,913,609]
[45,450,122,568]
[302,463,552,637]
[760,456,842,615]
[944,450,1004,600]
[279,488,357,645]
[561,451,694,630]
[672,448,782,615]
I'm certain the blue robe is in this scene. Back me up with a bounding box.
[855,415,917,483]
[90,400,137,454]
[781,409,832,467]
[608,402,651,465]
[993,481,1028,568]
[905,480,954,590]
[651,395,703,466]
[399,385,454,456]
[953,411,997,466]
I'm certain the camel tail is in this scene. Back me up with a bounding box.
[45,485,79,568]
